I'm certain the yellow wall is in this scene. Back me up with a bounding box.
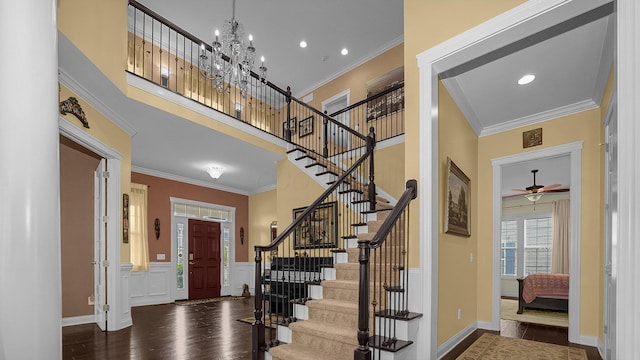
[59,85,133,262]
[477,109,604,338]
[374,143,406,199]
[58,0,128,92]
[437,82,479,344]
[249,189,278,260]
[303,44,403,110]
[275,159,325,238]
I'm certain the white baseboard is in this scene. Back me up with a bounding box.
[577,334,600,347]
[62,314,94,327]
[477,320,499,331]
[437,322,478,359]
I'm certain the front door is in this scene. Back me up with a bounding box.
[188,219,221,299]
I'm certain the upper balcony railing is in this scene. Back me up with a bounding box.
[127,1,403,156]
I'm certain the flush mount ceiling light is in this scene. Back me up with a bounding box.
[341,48,348,56]
[299,40,307,48]
[518,74,536,85]
[206,166,224,180]
[198,0,266,97]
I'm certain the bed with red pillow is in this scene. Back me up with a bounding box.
[517,273,569,314]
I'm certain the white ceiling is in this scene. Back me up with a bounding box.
[136,0,405,97]
[59,2,613,196]
[501,156,571,198]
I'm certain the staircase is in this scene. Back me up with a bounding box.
[262,149,420,360]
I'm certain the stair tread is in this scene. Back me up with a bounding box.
[305,298,358,312]
[289,319,358,341]
[269,342,351,360]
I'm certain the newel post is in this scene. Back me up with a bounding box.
[323,111,329,158]
[252,248,265,360]
[367,127,376,211]
[285,86,292,142]
[354,240,372,360]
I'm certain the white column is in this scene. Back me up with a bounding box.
[617,0,640,358]
[0,0,61,359]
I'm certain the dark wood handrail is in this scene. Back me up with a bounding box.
[370,179,417,248]
[289,97,367,141]
[128,0,290,97]
[255,139,375,253]
[329,82,404,117]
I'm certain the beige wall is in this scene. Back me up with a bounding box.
[303,44,403,111]
[60,139,101,317]
[437,82,479,344]
[248,190,278,260]
[131,172,250,262]
[58,0,128,92]
[374,143,406,199]
[477,109,604,338]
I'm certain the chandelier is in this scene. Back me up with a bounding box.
[198,0,267,97]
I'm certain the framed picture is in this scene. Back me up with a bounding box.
[283,117,296,136]
[445,158,470,237]
[298,116,314,137]
[293,201,338,249]
[366,66,405,122]
[123,194,130,243]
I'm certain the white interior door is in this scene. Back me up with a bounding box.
[323,91,350,150]
[94,159,107,330]
[604,103,617,360]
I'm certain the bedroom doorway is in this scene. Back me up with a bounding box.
[492,142,582,342]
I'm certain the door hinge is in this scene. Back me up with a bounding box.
[102,215,109,222]
[103,171,110,178]
[102,304,110,312]
[103,260,110,267]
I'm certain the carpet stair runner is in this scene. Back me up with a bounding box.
[269,193,419,360]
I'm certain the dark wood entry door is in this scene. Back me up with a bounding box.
[188,219,221,299]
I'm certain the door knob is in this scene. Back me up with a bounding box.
[189,261,195,265]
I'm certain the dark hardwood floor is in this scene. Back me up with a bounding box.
[63,299,602,360]
[63,298,255,360]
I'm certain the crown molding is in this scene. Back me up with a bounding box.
[132,165,249,196]
[295,35,404,98]
[58,68,137,136]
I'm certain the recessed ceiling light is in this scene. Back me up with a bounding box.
[341,48,348,56]
[518,74,536,85]
[299,40,307,48]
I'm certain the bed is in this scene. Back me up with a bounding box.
[517,273,569,314]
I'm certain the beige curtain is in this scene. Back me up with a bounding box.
[551,199,570,274]
[130,183,150,272]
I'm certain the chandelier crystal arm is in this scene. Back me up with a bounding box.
[198,0,265,97]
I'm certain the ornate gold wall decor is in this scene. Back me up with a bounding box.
[59,97,89,128]
[523,128,542,148]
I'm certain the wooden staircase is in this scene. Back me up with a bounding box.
[265,149,420,360]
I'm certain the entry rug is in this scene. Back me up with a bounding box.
[174,295,247,305]
[237,315,282,329]
[456,333,587,360]
[501,298,568,328]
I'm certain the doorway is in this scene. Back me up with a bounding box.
[188,219,221,299]
[59,118,126,331]
[322,90,351,150]
[492,142,582,341]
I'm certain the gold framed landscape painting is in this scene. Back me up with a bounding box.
[445,157,470,237]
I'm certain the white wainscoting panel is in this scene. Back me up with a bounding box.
[119,263,133,328]
[230,262,255,296]
[130,262,172,307]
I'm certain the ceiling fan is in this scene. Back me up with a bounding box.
[507,169,567,201]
